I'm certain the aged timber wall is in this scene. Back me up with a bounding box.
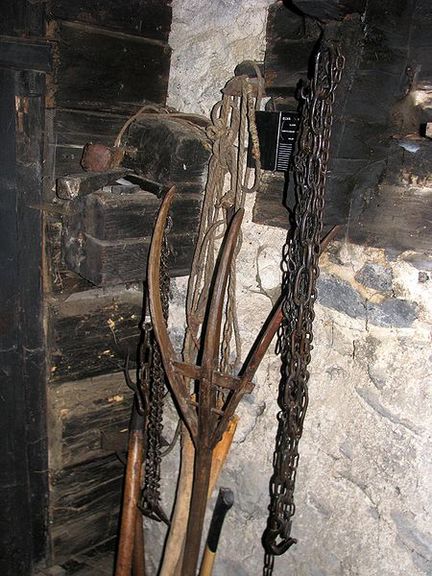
[142,1,432,575]
[43,0,173,565]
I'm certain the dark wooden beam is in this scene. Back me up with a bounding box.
[81,189,201,241]
[46,21,171,113]
[124,116,211,184]
[63,230,196,286]
[47,0,172,41]
[0,0,44,37]
[0,67,33,576]
[0,36,52,72]
[49,290,143,383]
[0,67,48,576]
[291,0,366,21]
[50,454,124,562]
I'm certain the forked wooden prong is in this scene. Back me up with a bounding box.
[180,207,245,576]
[147,187,198,439]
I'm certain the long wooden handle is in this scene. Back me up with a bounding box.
[158,425,195,576]
[159,417,238,576]
[115,405,145,576]
[132,513,146,576]
[199,488,234,576]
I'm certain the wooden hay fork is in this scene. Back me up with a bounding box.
[148,187,339,576]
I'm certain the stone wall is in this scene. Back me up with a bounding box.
[147,1,432,574]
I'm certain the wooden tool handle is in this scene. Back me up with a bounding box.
[115,404,145,576]
[161,417,238,576]
[199,488,234,576]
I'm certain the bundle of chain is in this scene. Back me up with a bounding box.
[183,72,263,375]
[262,40,344,575]
[139,217,172,525]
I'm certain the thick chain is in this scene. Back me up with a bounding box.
[140,216,172,525]
[263,40,344,574]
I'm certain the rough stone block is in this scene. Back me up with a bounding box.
[355,263,393,293]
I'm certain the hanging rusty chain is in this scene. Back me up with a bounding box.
[262,40,344,575]
[139,216,172,525]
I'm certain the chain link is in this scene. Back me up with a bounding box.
[140,215,172,525]
[263,39,344,574]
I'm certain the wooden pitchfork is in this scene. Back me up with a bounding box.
[148,187,339,576]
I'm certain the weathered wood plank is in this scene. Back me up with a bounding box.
[64,230,196,286]
[124,116,211,185]
[0,0,44,37]
[292,0,366,21]
[49,289,143,383]
[349,183,432,252]
[49,372,133,470]
[82,189,202,240]
[0,36,52,72]
[46,21,171,112]
[264,38,317,95]
[254,155,432,254]
[48,373,135,563]
[47,0,172,41]
[54,108,129,146]
[44,108,129,198]
[253,159,370,231]
[264,2,320,96]
[50,454,124,562]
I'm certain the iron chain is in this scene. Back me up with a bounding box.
[140,215,172,525]
[263,39,344,574]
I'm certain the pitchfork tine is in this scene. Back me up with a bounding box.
[180,207,244,576]
[200,208,244,375]
[147,187,198,439]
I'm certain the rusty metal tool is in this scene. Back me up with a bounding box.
[148,188,340,576]
[149,188,246,575]
[199,487,234,576]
